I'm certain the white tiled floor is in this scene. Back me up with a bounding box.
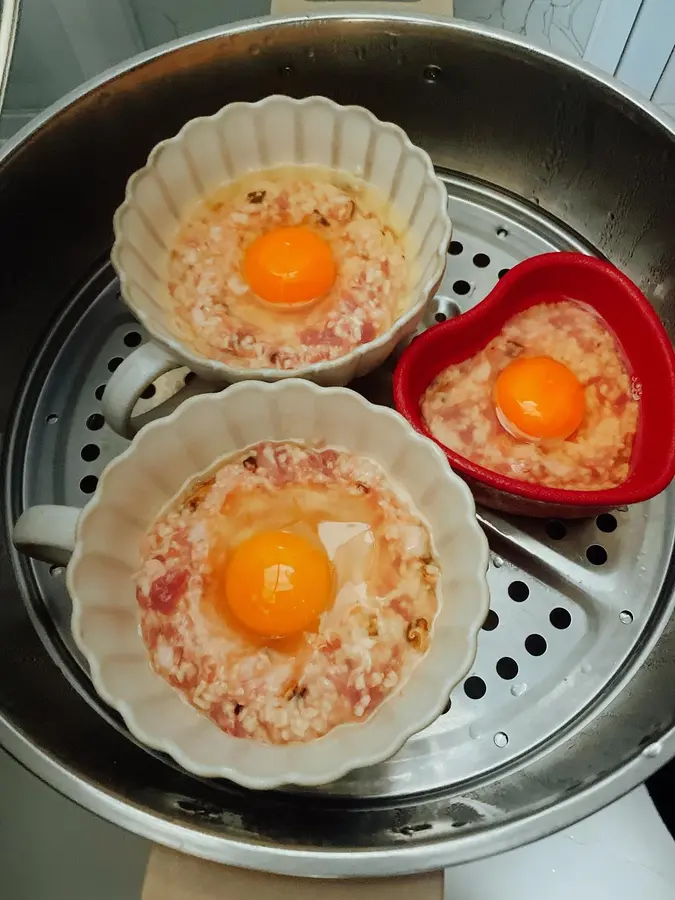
[0,750,148,900]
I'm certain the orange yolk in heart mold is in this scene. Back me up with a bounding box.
[242,225,337,306]
[493,355,585,442]
[220,530,334,638]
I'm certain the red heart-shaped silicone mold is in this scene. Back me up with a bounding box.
[394,252,675,518]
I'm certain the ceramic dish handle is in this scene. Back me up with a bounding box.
[102,342,183,438]
[12,505,81,567]
[270,0,453,14]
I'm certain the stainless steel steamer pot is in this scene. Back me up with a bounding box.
[2,12,675,877]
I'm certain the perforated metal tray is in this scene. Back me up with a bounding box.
[10,172,673,802]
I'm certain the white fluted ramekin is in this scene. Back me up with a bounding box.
[13,380,488,789]
[103,95,452,436]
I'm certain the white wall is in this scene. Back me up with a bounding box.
[2,0,673,131]
[5,0,85,110]
[455,0,603,59]
[4,0,268,114]
[130,0,268,47]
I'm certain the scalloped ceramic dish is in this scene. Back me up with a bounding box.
[103,94,452,437]
[394,253,675,518]
[13,380,489,789]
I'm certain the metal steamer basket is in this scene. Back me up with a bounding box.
[2,12,675,877]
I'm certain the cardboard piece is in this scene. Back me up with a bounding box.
[142,845,443,900]
[270,0,454,16]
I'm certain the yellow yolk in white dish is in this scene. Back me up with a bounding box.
[242,225,337,306]
[220,530,334,638]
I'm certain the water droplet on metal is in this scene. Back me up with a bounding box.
[643,742,662,758]
[250,44,261,57]
[581,662,592,675]
[469,722,483,740]
[492,554,504,568]
[493,732,509,748]
[510,683,527,697]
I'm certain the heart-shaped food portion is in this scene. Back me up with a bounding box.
[394,252,675,514]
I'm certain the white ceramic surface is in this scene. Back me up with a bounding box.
[13,380,488,789]
[104,94,452,436]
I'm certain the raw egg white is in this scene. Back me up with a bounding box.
[201,481,380,650]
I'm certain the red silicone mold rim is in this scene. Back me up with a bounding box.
[394,253,675,509]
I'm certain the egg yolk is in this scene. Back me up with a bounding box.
[493,355,585,442]
[242,226,337,306]
[223,530,333,638]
